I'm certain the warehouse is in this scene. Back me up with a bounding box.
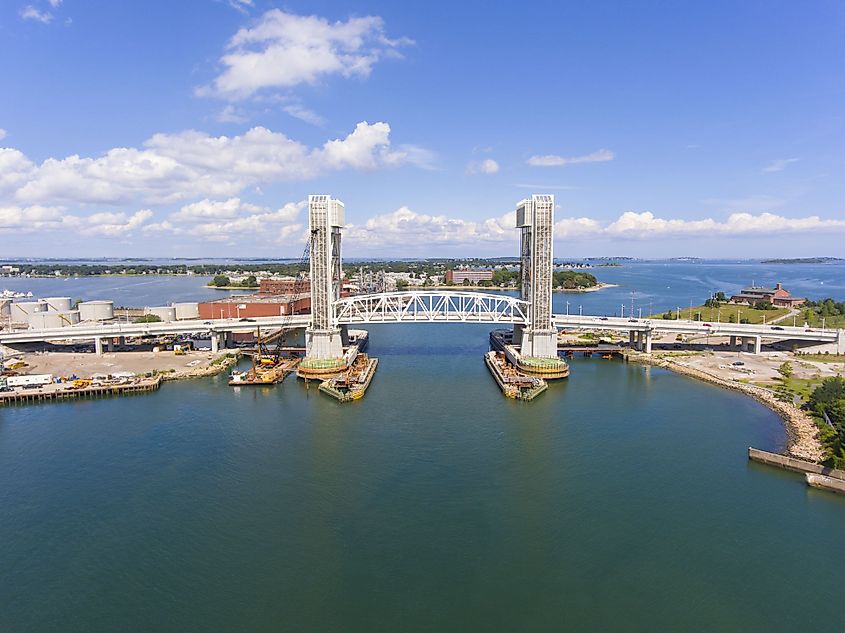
[198,294,311,320]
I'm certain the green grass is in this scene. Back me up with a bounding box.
[795,354,845,363]
[799,310,845,329]
[649,303,789,324]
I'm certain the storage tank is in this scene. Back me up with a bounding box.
[78,300,114,321]
[42,297,73,312]
[144,306,176,322]
[174,302,200,320]
[28,311,64,329]
[11,300,47,321]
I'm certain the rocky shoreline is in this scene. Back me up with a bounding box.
[624,350,824,462]
[159,352,241,382]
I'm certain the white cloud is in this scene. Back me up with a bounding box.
[227,0,253,14]
[527,149,615,167]
[7,121,426,206]
[762,158,799,173]
[146,199,304,243]
[20,5,53,22]
[201,9,412,100]
[346,208,845,251]
[215,105,248,124]
[466,159,499,175]
[346,207,516,248]
[282,103,325,126]
[82,210,154,236]
[48,0,62,7]
[0,129,6,141]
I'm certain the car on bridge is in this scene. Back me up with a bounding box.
[771,326,785,330]
[702,323,712,327]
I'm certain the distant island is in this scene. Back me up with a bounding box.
[762,257,844,264]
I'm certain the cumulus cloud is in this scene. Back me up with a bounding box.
[20,5,53,22]
[0,204,152,236]
[81,210,154,236]
[762,158,799,173]
[466,159,499,175]
[201,9,412,100]
[527,149,614,167]
[345,208,845,251]
[215,105,248,124]
[7,121,427,206]
[226,0,253,14]
[146,199,304,243]
[346,207,516,247]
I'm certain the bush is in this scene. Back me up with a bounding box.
[134,314,162,323]
[212,275,231,287]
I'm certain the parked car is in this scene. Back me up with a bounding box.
[771,326,784,330]
[599,317,609,321]
[239,317,256,322]
[732,361,745,366]
[702,323,712,327]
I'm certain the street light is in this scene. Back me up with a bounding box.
[579,305,582,317]
[566,301,570,316]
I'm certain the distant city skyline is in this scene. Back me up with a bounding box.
[2,1,844,257]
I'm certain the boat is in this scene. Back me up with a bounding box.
[484,351,547,401]
[318,354,378,402]
[1,290,31,299]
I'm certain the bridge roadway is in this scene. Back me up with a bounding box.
[1,311,840,354]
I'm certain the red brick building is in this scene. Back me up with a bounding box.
[198,294,311,319]
[729,283,805,307]
[259,277,311,295]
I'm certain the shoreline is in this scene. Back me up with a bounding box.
[624,350,824,462]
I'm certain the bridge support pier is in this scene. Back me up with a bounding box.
[629,331,636,347]
[211,333,220,353]
[643,331,653,354]
[519,328,558,359]
[305,328,344,359]
[635,331,643,351]
[729,335,737,349]
[752,335,761,354]
[94,337,103,355]
[106,339,114,353]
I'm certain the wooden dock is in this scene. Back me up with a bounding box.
[0,376,162,405]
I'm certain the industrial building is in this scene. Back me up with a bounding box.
[445,269,493,285]
[198,294,311,320]
[259,277,311,295]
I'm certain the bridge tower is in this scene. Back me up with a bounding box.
[514,194,557,358]
[305,194,346,359]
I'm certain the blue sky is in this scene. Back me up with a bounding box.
[1,0,844,258]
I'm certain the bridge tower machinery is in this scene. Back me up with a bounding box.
[514,194,558,358]
[305,194,347,359]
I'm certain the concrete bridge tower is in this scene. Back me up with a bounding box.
[514,194,558,358]
[305,194,346,359]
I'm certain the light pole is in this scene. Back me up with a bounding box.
[579,305,582,317]
[566,301,570,316]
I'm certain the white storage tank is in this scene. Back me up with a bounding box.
[42,297,72,312]
[144,306,176,322]
[11,300,47,321]
[27,311,78,328]
[78,300,114,321]
[174,302,200,320]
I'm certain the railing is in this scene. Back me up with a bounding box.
[333,291,530,324]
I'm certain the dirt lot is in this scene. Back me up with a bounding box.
[12,349,233,379]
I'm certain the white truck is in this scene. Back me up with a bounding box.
[6,374,54,389]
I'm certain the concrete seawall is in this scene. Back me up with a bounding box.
[748,447,845,480]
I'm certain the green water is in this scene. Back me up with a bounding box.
[2,323,844,632]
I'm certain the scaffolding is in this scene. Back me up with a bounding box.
[306,195,345,359]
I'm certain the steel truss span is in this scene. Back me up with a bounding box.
[333,291,530,324]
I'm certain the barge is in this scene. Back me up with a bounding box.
[484,351,548,401]
[318,354,378,402]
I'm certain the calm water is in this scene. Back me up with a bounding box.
[2,262,845,631]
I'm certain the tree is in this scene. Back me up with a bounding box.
[462,278,471,286]
[778,361,793,380]
[754,300,775,311]
[728,313,737,323]
[395,278,409,291]
[212,275,231,287]
[241,275,258,287]
[134,314,162,323]
[715,291,727,302]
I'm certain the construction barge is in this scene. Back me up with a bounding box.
[489,329,570,379]
[318,354,379,402]
[484,351,548,401]
[228,356,300,385]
